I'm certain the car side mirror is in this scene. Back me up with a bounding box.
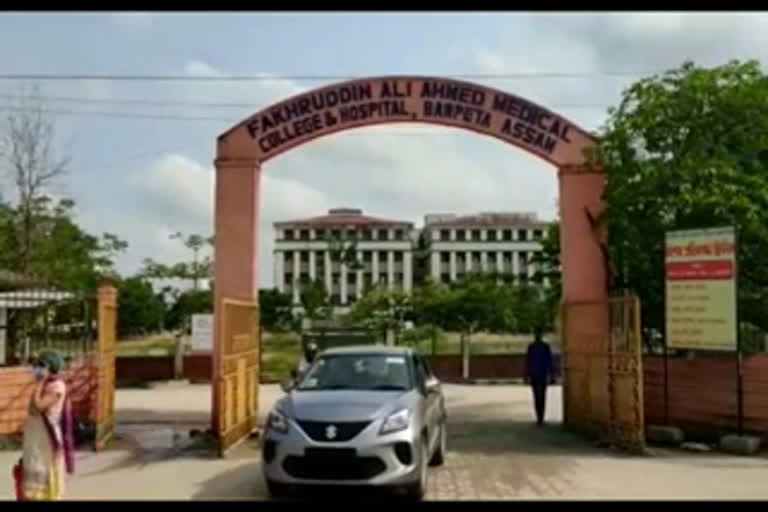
[280,378,295,394]
[424,376,440,394]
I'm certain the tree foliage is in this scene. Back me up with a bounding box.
[346,276,555,339]
[299,278,330,321]
[0,88,127,292]
[259,288,293,330]
[597,59,768,331]
[117,276,166,337]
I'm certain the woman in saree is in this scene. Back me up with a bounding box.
[18,350,75,501]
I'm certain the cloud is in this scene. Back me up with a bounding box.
[117,58,565,287]
[68,13,768,289]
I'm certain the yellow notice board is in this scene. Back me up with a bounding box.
[665,227,737,351]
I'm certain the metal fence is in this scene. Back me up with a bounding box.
[0,289,96,366]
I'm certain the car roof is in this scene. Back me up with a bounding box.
[319,344,414,357]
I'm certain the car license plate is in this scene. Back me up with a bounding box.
[304,447,356,458]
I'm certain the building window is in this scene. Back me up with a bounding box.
[394,229,404,240]
[300,251,309,262]
[348,294,358,303]
[441,252,450,263]
[330,294,341,306]
[346,229,356,239]
[377,229,388,241]
[299,273,310,283]
[440,229,450,241]
[533,229,543,240]
[284,229,294,241]
[394,252,403,263]
[332,274,340,285]
[487,230,497,241]
[299,229,310,240]
[456,230,466,241]
[395,272,404,284]
[378,250,388,262]
[472,252,481,265]
[503,251,513,264]
[488,253,497,263]
[331,229,341,239]
[362,251,372,262]
[361,229,372,240]
[440,273,451,284]
[347,273,356,285]
[457,253,466,264]
[517,229,528,241]
[378,273,388,284]
[471,229,481,241]
[285,273,294,284]
[314,229,325,240]
[502,229,513,241]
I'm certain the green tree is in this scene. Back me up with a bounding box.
[597,59,768,332]
[117,276,166,337]
[0,87,127,291]
[140,232,213,290]
[165,289,213,332]
[259,288,294,331]
[299,278,330,321]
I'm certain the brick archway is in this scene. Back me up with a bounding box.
[212,76,619,452]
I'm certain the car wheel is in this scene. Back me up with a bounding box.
[266,478,290,500]
[403,437,429,501]
[429,421,446,467]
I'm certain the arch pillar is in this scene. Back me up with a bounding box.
[557,164,608,303]
[557,164,611,432]
[211,158,262,434]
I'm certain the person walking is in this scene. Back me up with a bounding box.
[17,350,75,501]
[524,327,555,426]
[295,342,319,379]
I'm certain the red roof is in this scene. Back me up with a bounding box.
[275,209,413,229]
[424,213,550,229]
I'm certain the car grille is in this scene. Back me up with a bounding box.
[283,448,386,481]
[296,420,371,442]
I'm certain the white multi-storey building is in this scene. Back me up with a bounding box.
[421,212,549,285]
[273,208,414,310]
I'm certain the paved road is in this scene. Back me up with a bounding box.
[2,383,768,500]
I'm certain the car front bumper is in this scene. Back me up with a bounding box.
[262,418,424,487]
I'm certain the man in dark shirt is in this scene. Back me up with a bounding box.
[525,327,555,426]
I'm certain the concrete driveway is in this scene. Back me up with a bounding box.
[2,383,768,500]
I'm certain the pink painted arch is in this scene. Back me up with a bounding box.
[210,75,610,444]
[216,76,597,167]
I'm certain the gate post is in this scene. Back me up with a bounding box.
[211,158,262,439]
[558,165,610,434]
[95,283,118,451]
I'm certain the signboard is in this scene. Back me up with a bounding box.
[190,314,214,352]
[234,77,593,167]
[665,227,737,351]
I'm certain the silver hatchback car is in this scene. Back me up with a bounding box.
[262,345,447,500]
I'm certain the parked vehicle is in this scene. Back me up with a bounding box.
[262,345,447,500]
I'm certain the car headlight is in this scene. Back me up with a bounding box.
[380,408,411,435]
[268,410,289,433]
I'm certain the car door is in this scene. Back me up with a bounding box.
[414,354,440,449]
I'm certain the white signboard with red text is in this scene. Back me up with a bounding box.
[665,227,737,351]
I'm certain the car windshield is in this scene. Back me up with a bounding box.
[296,353,412,391]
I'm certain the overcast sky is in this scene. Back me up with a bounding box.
[0,12,765,287]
